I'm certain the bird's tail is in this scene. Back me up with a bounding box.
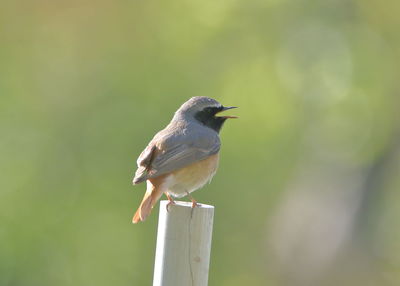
[132,184,163,223]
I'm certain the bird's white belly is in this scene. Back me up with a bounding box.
[162,154,219,198]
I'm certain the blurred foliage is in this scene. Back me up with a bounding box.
[1,0,400,285]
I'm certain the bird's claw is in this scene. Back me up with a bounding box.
[165,193,176,212]
[166,200,176,212]
[191,200,199,208]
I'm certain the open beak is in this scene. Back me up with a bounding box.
[217,106,238,119]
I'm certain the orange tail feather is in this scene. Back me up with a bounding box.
[132,187,163,223]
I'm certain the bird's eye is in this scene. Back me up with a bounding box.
[201,106,221,116]
[202,107,212,114]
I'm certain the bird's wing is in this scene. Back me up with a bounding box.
[132,127,220,184]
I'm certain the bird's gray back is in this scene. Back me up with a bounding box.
[133,120,220,184]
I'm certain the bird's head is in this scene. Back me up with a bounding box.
[174,96,237,133]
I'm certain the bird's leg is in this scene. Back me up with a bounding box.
[186,192,199,208]
[165,192,175,212]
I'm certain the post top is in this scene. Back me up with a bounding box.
[159,200,215,209]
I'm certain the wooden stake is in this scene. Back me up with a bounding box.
[153,200,215,286]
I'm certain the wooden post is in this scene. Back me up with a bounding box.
[153,200,215,286]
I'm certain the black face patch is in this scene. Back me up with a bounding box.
[194,106,227,133]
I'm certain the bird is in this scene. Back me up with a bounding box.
[131,96,237,223]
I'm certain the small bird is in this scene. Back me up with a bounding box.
[131,96,237,223]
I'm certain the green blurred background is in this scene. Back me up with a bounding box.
[1,0,400,285]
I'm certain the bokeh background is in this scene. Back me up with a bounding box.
[1,0,400,285]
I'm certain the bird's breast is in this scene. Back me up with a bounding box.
[163,153,220,198]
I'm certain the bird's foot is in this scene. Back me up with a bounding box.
[191,199,199,209]
[165,193,176,212]
[186,192,199,208]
